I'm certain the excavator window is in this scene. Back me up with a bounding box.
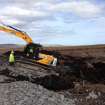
[24,43,42,59]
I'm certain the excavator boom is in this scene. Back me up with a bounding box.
[0,25,33,43]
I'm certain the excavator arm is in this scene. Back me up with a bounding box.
[0,25,33,43]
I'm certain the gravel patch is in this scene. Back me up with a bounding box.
[0,81,75,105]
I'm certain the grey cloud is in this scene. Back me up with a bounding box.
[0,0,103,45]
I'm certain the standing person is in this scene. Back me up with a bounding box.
[9,50,15,65]
[34,47,40,60]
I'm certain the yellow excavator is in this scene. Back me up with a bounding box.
[0,24,57,66]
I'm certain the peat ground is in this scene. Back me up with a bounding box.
[0,44,105,105]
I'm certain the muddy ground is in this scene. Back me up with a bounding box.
[0,44,105,105]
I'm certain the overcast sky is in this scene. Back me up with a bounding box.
[0,0,105,45]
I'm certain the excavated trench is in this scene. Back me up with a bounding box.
[0,68,74,91]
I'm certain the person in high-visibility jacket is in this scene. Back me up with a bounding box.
[9,50,15,65]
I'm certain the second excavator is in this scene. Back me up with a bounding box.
[0,23,58,66]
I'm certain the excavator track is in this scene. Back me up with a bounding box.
[15,57,55,71]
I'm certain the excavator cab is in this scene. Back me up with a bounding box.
[24,43,42,60]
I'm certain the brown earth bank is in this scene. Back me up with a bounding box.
[0,44,105,105]
[44,44,105,57]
